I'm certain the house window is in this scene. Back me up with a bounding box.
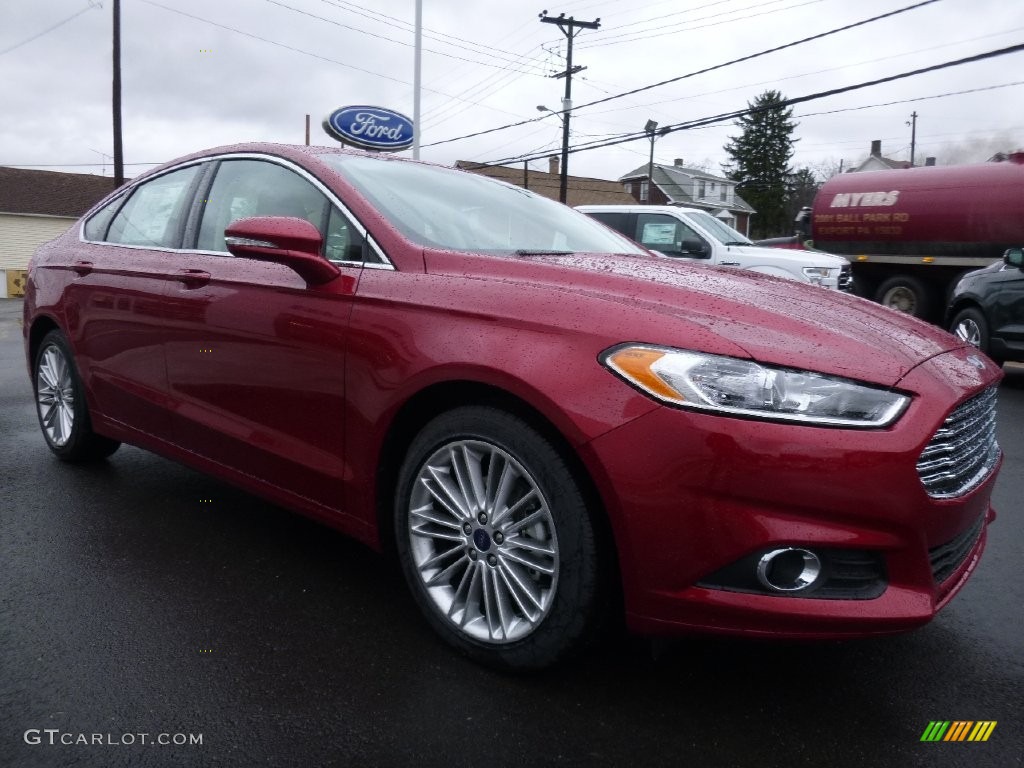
[720,186,727,202]
[640,181,649,202]
[697,180,706,198]
[624,182,633,193]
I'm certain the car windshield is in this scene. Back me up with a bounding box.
[325,155,647,256]
[686,210,753,246]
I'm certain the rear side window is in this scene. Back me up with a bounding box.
[106,166,200,248]
[83,193,127,241]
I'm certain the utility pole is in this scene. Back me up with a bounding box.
[907,111,918,167]
[112,0,124,187]
[540,11,600,204]
[645,119,658,204]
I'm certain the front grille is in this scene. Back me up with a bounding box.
[929,514,984,583]
[917,387,999,499]
[838,264,854,292]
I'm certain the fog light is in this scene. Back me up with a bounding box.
[756,548,822,593]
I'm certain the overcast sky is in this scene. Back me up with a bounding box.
[2,0,1022,182]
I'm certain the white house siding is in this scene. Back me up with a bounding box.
[0,213,74,271]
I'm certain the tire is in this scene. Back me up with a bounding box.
[394,406,601,670]
[875,275,931,319]
[33,330,121,462]
[950,306,1004,366]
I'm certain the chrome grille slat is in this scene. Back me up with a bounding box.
[916,387,999,499]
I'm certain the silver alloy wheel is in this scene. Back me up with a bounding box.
[36,344,76,447]
[407,439,559,644]
[881,285,917,314]
[954,317,982,347]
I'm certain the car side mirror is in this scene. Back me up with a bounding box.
[225,217,341,285]
[681,239,711,258]
[1005,247,1024,269]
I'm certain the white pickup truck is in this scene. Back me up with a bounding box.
[576,205,852,292]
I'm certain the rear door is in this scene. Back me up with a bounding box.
[986,263,1024,354]
[68,162,206,434]
[160,156,363,512]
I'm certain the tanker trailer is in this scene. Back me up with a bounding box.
[767,153,1024,320]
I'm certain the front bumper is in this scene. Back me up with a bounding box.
[582,348,1001,639]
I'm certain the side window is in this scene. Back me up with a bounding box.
[197,160,330,253]
[584,211,630,237]
[83,192,127,241]
[635,213,708,258]
[106,166,200,248]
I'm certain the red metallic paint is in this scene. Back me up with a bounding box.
[23,143,1003,641]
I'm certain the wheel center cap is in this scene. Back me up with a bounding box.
[472,529,492,552]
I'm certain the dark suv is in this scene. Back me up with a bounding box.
[948,247,1024,365]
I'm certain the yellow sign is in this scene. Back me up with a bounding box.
[6,270,27,297]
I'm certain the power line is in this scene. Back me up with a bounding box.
[421,0,942,149]
[263,0,547,74]
[316,0,550,71]
[136,0,526,119]
[478,42,1024,166]
[0,3,98,57]
[579,0,827,49]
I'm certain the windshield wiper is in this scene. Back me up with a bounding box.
[514,249,575,256]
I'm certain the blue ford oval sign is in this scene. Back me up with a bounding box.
[323,106,414,152]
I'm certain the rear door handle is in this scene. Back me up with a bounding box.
[73,260,94,275]
[174,268,211,287]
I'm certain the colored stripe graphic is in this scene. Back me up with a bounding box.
[920,721,996,742]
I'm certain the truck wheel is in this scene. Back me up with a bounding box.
[393,406,601,670]
[875,276,930,319]
[950,307,1003,365]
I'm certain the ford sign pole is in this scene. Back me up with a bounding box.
[413,0,422,160]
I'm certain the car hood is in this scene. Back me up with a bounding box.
[431,251,963,387]
[720,244,848,268]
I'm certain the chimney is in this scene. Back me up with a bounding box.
[925,157,936,166]
[548,155,559,175]
[674,158,683,167]
[870,140,882,157]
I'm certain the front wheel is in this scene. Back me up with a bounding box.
[34,330,121,462]
[394,406,601,670]
[950,306,1003,366]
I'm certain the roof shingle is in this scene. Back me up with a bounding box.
[0,167,121,218]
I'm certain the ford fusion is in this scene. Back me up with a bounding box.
[23,143,1002,670]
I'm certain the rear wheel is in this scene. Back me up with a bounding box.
[394,406,601,670]
[875,275,930,319]
[34,330,121,462]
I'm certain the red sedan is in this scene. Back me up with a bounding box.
[23,143,1002,669]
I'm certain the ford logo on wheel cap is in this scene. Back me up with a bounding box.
[323,106,414,152]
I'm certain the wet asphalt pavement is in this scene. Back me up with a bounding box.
[1,297,1022,768]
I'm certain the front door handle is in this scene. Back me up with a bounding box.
[73,260,94,275]
[720,261,741,266]
[174,269,211,287]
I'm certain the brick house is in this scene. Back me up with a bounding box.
[456,157,635,206]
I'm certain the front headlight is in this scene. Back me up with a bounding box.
[802,266,835,285]
[602,345,910,428]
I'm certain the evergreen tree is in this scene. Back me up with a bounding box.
[784,167,821,235]
[722,90,797,238]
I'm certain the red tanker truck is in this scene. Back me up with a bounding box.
[759,152,1024,319]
